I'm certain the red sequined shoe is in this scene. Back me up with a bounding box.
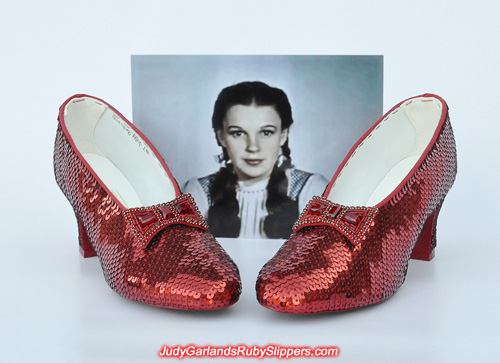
[256,94,457,313]
[54,94,241,310]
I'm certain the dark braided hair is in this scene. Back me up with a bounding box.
[207,81,298,238]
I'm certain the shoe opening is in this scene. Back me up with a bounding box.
[62,96,177,208]
[326,95,444,207]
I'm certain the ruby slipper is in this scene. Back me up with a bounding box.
[256,94,457,313]
[54,94,241,310]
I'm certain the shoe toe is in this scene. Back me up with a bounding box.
[123,225,241,310]
[256,226,377,313]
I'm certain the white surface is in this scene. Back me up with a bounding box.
[1,1,499,362]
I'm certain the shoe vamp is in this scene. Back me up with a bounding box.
[124,225,240,295]
[260,226,375,298]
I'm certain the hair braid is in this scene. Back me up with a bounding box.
[263,160,298,238]
[207,164,241,237]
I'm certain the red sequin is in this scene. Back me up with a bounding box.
[256,96,457,313]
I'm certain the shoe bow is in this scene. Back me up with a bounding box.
[292,196,378,246]
[123,194,208,247]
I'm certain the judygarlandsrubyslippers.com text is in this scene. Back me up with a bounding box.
[158,344,340,359]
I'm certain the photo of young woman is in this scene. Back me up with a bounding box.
[184,81,328,239]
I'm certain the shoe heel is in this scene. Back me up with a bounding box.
[76,215,97,258]
[410,201,444,261]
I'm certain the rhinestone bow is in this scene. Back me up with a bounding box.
[123,194,208,247]
[293,196,378,246]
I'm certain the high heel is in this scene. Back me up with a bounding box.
[76,215,96,258]
[55,94,241,310]
[410,199,444,261]
[256,94,457,313]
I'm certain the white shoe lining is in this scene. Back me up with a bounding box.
[64,97,176,208]
[326,96,443,207]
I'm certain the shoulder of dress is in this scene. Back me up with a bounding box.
[196,174,215,193]
[288,169,313,200]
[193,173,219,206]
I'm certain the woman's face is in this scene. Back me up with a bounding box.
[217,104,288,185]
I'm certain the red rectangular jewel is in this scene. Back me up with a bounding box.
[343,212,360,225]
[137,212,158,227]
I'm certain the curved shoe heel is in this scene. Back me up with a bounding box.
[410,200,444,261]
[76,215,97,258]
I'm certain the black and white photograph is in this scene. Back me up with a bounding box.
[131,55,382,238]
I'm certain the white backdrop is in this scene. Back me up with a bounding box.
[1,1,499,362]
